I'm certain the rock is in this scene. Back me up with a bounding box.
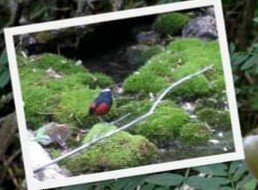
[28,132,68,181]
[135,31,161,45]
[61,123,158,174]
[196,108,231,131]
[35,122,70,148]
[126,44,163,66]
[182,16,217,41]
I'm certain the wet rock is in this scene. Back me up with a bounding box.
[135,31,161,45]
[182,16,217,41]
[126,44,163,66]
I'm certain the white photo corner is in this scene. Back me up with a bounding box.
[4,0,244,189]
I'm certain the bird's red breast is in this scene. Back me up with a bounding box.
[88,89,112,116]
[94,102,110,116]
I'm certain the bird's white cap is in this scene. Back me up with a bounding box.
[101,88,111,92]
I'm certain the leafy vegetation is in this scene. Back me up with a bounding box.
[60,161,257,190]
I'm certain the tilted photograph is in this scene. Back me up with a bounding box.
[4,1,244,189]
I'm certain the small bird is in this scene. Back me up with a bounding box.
[89,88,113,117]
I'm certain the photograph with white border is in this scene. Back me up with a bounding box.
[4,0,244,189]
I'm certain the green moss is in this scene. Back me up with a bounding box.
[49,148,62,159]
[132,101,189,143]
[117,100,151,116]
[124,51,181,93]
[22,86,56,128]
[54,88,99,126]
[180,123,211,145]
[89,72,114,88]
[31,53,86,74]
[18,53,114,129]
[152,12,190,35]
[124,71,167,93]
[83,123,117,143]
[124,38,224,97]
[62,124,158,174]
[197,108,231,131]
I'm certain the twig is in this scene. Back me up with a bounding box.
[33,65,213,173]
[110,113,132,125]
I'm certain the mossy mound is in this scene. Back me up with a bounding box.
[180,123,211,145]
[132,101,190,143]
[124,38,224,98]
[83,123,117,143]
[18,54,114,129]
[124,51,181,93]
[197,108,231,131]
[62,123,158,174]
[152,12,190,35]
[53,88,99,126]
[117,100,151,117]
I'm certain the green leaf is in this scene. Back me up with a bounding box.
[123,176,146,190]
[0,49,8,66]
[194,164,228,176]
[140,184,156,190]
[186,176,230,190]
[229,161,242,174]
[233,163,248,181]
[229,43,235,54]
[0,69,10,88]
[253,17,258,23]
[144,173,184,186]
[60,184,93,190]
[231,53,249,66]
[241,55,257,70]
[154,187,170,190]
[114,176,146,190]
[219,187,234,190]
[236,173,256,189]
[244,179,258,190]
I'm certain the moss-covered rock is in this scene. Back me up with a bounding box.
[197,108,231,131]
[117,100,151,117]
[180,122,211,145]
[62,123,158,174]
[124,38,224,97]
[132,101,190,144]
[195,96,227,112]
[53,88,99,126]
[18,53,114,129]
[83,123,117,143]
[152,12,190,35]
[124,51,181,93]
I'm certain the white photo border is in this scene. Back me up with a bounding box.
[4,0,244,189]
